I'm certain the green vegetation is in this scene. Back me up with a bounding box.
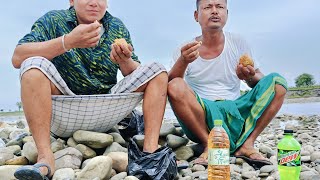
[0,111,24,117]
[295,73,316,87]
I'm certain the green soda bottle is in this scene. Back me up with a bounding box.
[277,129,301,180]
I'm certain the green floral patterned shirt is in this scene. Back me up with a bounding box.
[18,7,140,95]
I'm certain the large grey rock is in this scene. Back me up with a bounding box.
[166,134,189,149]
[107,152,128,172]
[174,146,194,161]
[73,130,113,149]
[103,142,128,156]
[160,124,176,137]
[54,147,83,170]
[77,156,112,180]
[21,141,38,164]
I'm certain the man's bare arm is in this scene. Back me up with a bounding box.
[12,21,101,69]
[12,38,67,69]
[168,41,201,81]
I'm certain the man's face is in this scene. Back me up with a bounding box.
[195,0,228,30]
[70,0,107,24]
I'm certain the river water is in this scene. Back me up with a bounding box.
[0,102,319,123]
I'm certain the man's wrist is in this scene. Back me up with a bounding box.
[62,34,72,52]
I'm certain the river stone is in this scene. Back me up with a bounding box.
[242,171,258,179]
[311,152,320,162]
[133,135,144,148]
[75,144,96,159]
[52,168,75,180]
[5,156,28,165]
[0,148,14,165]
[9,130,28,140]
[0,165,22,180]
[160,123,176,137]
[191,164,205,172]
[110,172,127,180]
[21,141,38,164]
[124,176,140,180]
[77,156,112,180]
[166,134,189,149]
[22,136,34,144]
[0,138,5,148]
[73,130,113,149]
[51,139,65,153]
[109,133,126,147]
[174,127,185,137]
[54,147,83,170]
[174,146,194,161]
[6,132,29,146]
[107,152,128,172]
[67,137,78,148]
[300,171,318,180]
[191,171,207,179]
[259,144,273,154]
[103,142,128,156]
[260,165,276,173]
[304,145,315,154]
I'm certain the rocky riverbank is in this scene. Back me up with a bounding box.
[0,114,320,180]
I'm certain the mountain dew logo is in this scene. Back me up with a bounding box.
[278,150,301,166]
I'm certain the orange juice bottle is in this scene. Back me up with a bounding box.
[208,119,230,180]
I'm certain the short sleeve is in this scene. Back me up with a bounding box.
[121,24,140,64]
[18,13,53,45]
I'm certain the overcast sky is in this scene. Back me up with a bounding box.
[0,0,319,110]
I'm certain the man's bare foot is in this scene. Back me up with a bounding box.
[234,145,268,161]
[194,147,208,166]
[37,150,55,177]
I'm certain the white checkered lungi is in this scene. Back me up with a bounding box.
[20,56,167,137]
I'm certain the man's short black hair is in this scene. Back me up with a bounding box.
[196,0,228,10]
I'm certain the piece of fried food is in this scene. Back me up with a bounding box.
[239,54,254,67]
[114,38,128,46]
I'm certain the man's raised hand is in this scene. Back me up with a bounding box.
[180,41,202,64]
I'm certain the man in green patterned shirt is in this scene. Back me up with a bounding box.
[12,0,168,178]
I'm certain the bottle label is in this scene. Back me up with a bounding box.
[208,148,229,165]
[277,149,301,166]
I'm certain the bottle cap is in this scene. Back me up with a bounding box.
[284,129,294,134]
[214,120,223,126]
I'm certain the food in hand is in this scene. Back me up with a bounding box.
[114,38,128,46]
[239,54,254,67]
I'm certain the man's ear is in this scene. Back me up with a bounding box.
[69,0,74,7]
[194,10,199,22]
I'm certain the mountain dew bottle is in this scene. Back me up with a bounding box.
[277,130,301,180]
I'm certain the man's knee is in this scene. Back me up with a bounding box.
[154,71,168,84]
[21,68,48,84]
[168,78,188,100]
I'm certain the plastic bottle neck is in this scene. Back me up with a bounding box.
[284,133,293,137]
